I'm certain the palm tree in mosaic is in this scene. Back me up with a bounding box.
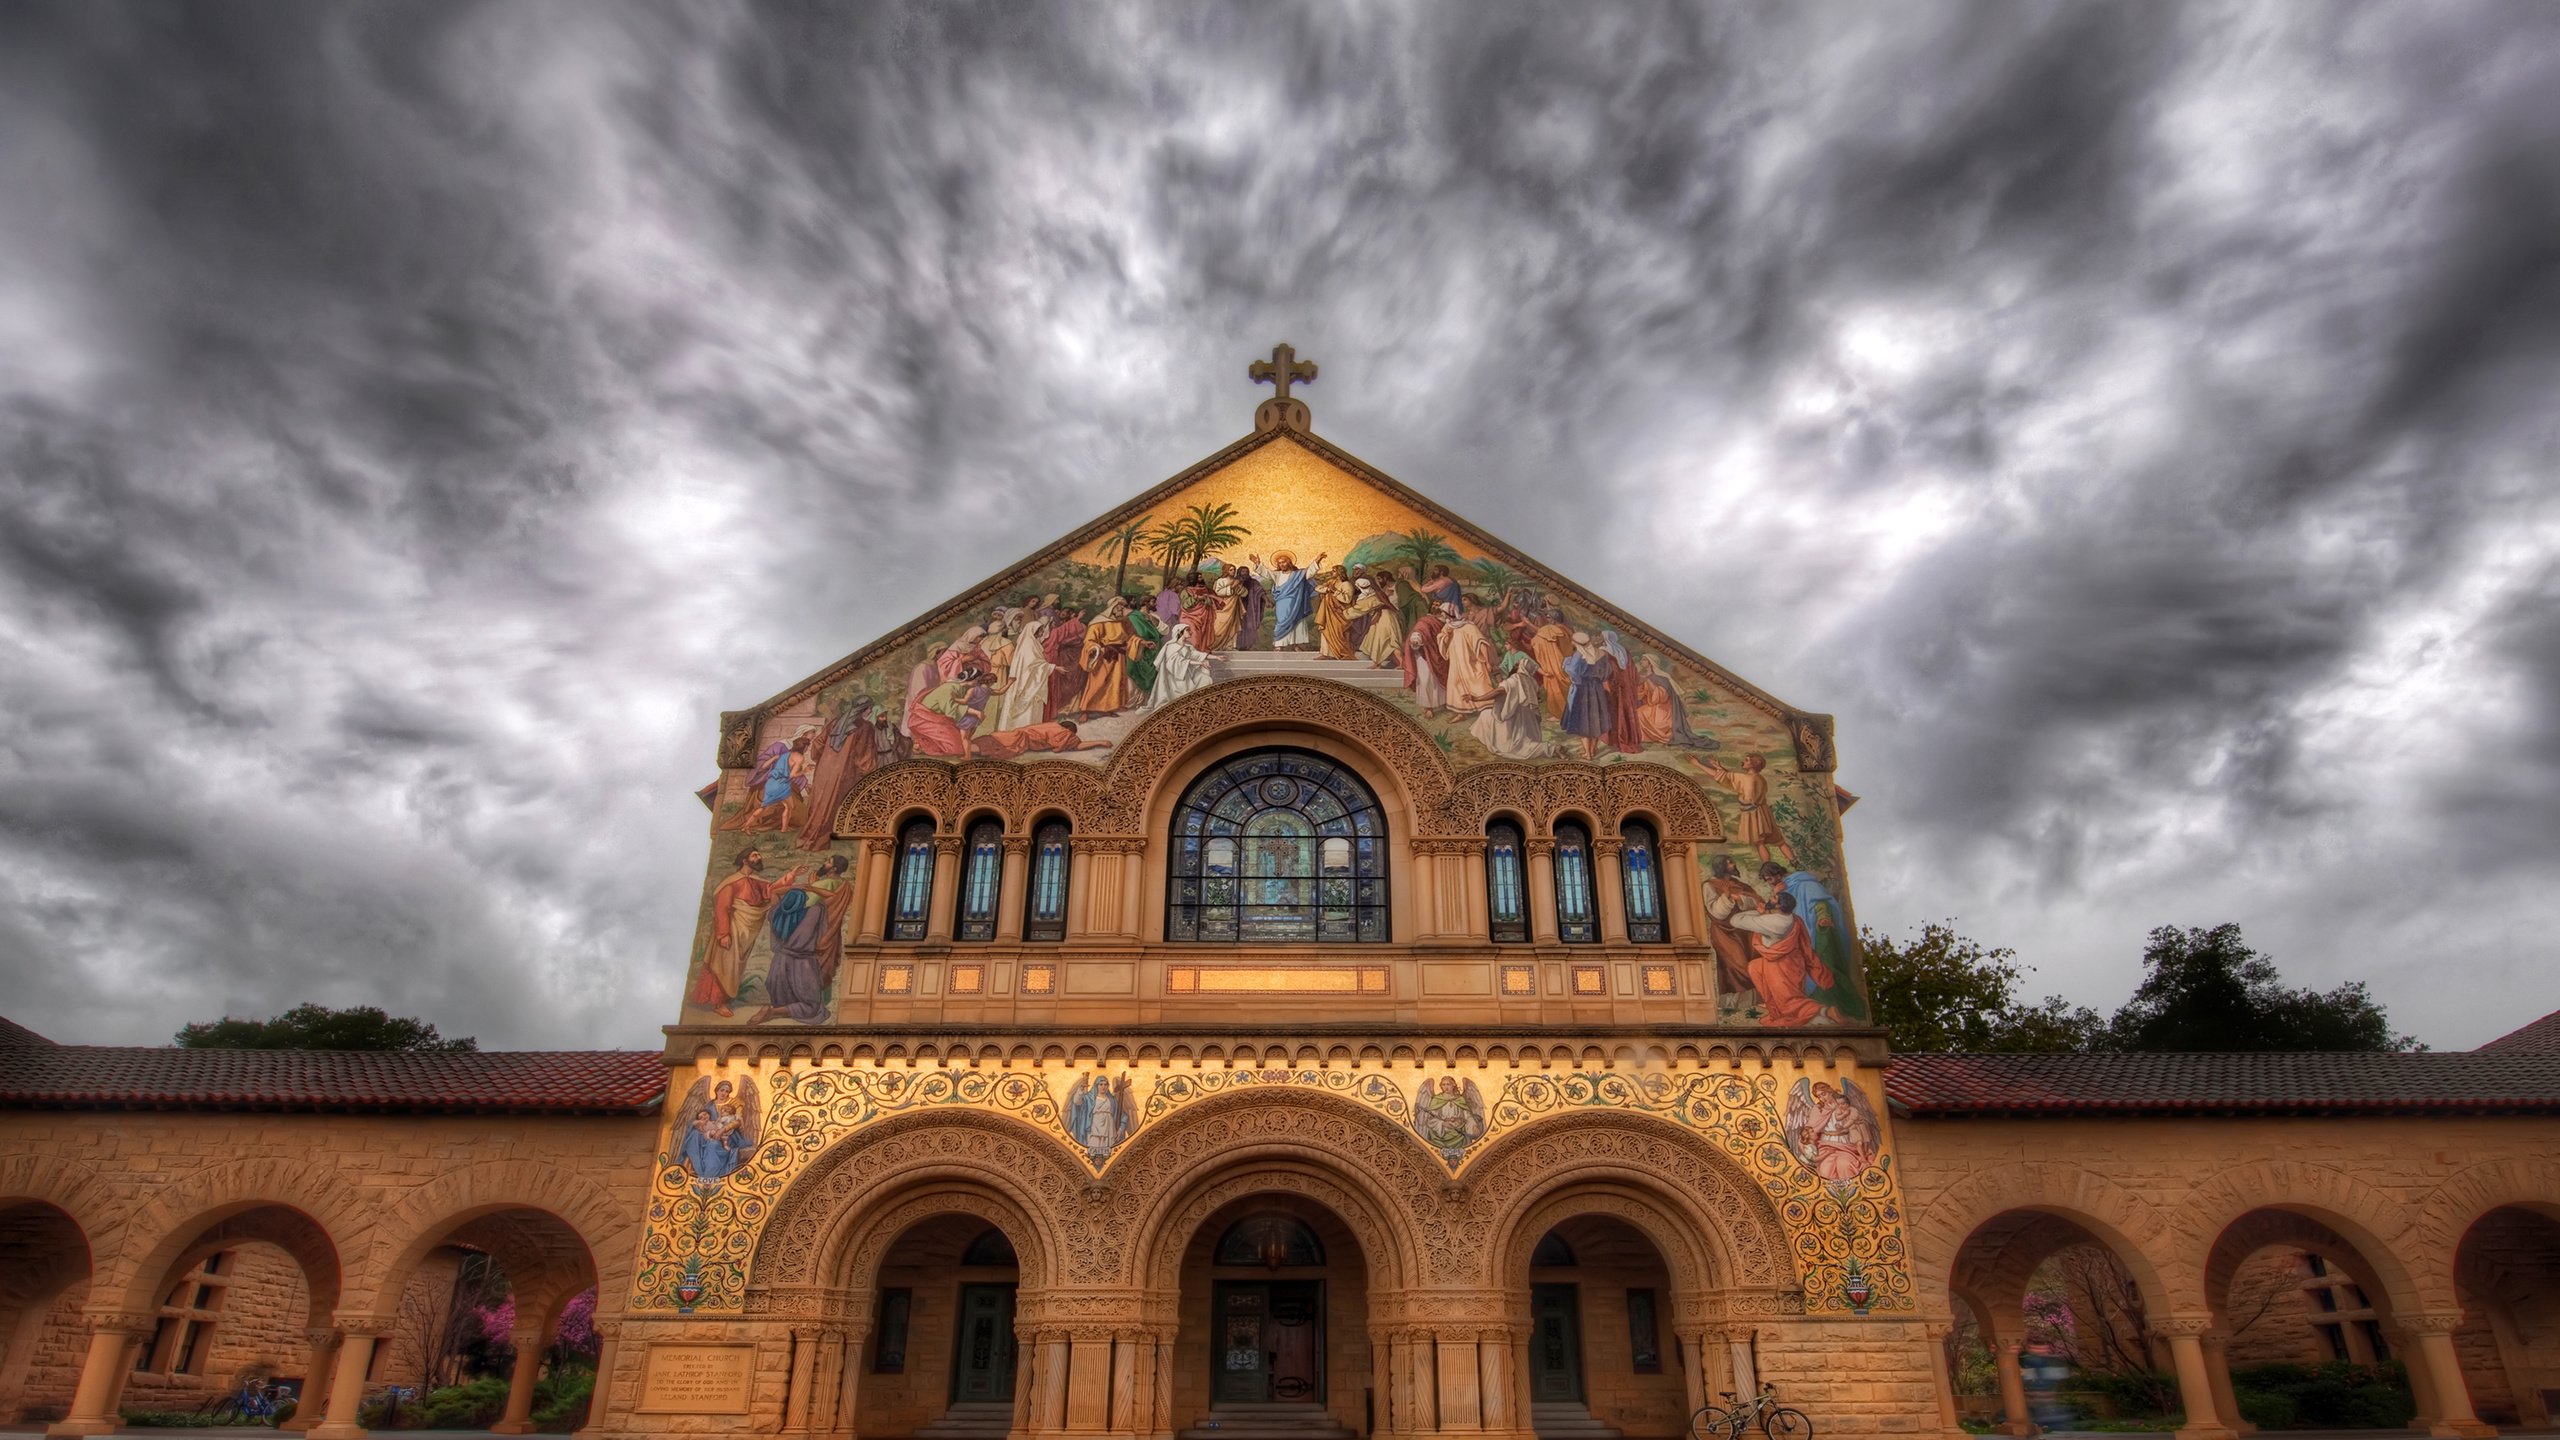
[1145,518,1189,588]
[1169,501,1251,581]
[1470,557,1517,599]
[1097,515,1152,596]
[1394,527,1462,577]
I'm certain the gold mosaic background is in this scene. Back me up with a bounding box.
[631,1059,1912,1317]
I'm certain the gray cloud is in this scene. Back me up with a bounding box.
[1,0,2555,1049]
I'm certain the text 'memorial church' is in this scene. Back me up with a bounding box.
[3,348,2558,1440]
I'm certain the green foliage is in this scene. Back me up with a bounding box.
[1392,528,1462,576]
[2071,1368,2180,1419]
[1864,920,2422,1054]
[1467,558,1516,596]
[2107,925,2421,1052]
[2229,1361,2414,1428]
[175,1004,475,1052]
[119,1408,257,1428]
[532,1365,596,1431]
[1860,922,2107,1053]
[2235,1389,2299,1429]
[407,1376,510,1429]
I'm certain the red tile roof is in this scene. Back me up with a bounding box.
[1886,1050,2560,1118]
[0,1021,666,1116]
[2478,1009,2560,1054]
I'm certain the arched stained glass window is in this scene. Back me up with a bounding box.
[1554,822,1597,944]
[1487,821,1528,943]
[1166,748,1387,944]
[1025,819,1071,942]
[956,819,1003,942]
[888,818,936,942]
[1214,1213,1326,1268]
[1621,820,1666,945]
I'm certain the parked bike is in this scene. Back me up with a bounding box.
[1689,1383,1814,1440]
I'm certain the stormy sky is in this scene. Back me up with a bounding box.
[2,2,2555,1052]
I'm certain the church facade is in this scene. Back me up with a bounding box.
[4,353,2558,1440]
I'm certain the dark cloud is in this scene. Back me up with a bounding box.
[1,0,2555,1049]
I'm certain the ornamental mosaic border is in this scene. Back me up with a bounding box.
[632,1063,1911,1317]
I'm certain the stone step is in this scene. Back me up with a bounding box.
[1210,654,1409,691]
[1177,1402,1359,1440]
[1532,1402,1625,1440]
[915,1402,1017,1439]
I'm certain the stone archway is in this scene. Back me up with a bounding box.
[1465,1113,1799,1440]
[744,1109,1086,1440]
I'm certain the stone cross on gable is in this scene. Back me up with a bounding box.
[1249,342,1318,433]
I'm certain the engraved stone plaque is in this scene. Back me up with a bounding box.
[637,1343,755,1414]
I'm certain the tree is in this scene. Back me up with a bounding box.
[1393,528,1461,577]
[1167,501,1251,581]
[1859,922,2104,1053]
[1469,558,1516,599]
[1096,515,1151,595]
[1144,519,1189,587]
[2105,923,2419,1052]
[176,1003,477,1052]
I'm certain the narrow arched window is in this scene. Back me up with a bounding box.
[887,818,936,942]
[1554,821,1596,944]
[1487,821,1527,944]
[1167,748,1387,943]
[1621,820,1666,945]
[1025,819,1071,942]
[956,819,1003,942]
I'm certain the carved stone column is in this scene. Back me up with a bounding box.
[827,1319,871,1439]
[924,838,964,941]
[575,1317,624,1440]
[2402,1314,2496,1438]
[1920,1322,1966,1440]
[1995,1338,2034,1437]
[1726,1332,1758,1407]
[996,837,1032,941]
[1659,841,1702,944]
[489,1324,549,1434]
[282,1327,341,1433]
[2158,1317,2235,1440]
[1435,1326,1483,1430]
[1592,837,1629,943]
[1525,841,1560,944]
[307,1318,393,1440]
[2202,1332,2251,1437]
[854,837,895,942]
[46,1312,156,1439]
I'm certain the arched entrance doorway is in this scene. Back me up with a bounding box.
[2204,1207,2423,1433]
[1947,1209,2173,1436]
[1173,1195,1369,1439]
[2452,1204,2560,1427]
[1519,1217,1686,1440]
[0,1201,90,1422]
[858,1214,1028,1440]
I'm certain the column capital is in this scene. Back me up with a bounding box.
[590,1317,624,1339]
[1002,836,1033,856]
[863,836,896,858]
[304,1327,343,1350]
[2154,1315,2218,1339]
[933,837,964,857]
[83,1311,159,1338]
[790,1324,835,1343]
[1526,838,1557,857]
[2396,1312,2468,1336]
[1592,837,1626,858]
[1997,1337,2027,1355]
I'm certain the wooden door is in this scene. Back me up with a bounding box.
[1266,1281,1324,1402]
[1529,1283,1584,1403]
[951,1283,1017,1403]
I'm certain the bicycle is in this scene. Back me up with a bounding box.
[1689,1383,1813,1440]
